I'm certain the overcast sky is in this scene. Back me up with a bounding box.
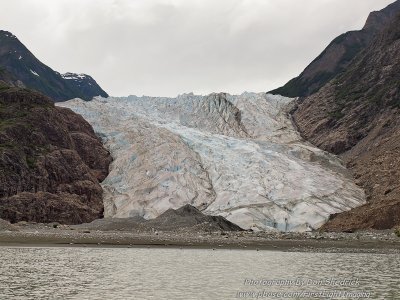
[0,0,395,97]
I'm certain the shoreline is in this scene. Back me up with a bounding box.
[0,229,399,253]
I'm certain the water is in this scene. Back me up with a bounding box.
[0,247,398,299]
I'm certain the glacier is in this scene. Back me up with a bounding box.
[57,92,365,232]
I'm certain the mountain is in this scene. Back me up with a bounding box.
[0,30,108,101]
[58,92,364,232]
[292,11,400,231]
[269,0,400,97]
[0,86,112,224]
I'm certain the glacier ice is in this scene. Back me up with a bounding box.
[57,92,365,232]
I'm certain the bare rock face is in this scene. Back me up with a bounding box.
[293,13,400,231]
[0,87,112,224]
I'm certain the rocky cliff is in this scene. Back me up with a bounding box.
[270,0,400,97]
[292,12,400,231]
[0,87,112,224]
[0,30,108,101]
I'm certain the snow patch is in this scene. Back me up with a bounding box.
[62,72,88,80]
[3,33,16,38]
[30,69,39,77]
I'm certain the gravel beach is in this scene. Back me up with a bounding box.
[0,221,399,254]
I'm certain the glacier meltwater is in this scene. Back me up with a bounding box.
[58,93,365,231]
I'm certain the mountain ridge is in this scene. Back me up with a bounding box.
[269,0,400,98]
[0,30,108,101]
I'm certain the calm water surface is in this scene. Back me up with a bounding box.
[0,247,398,299]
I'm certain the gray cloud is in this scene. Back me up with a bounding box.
[0,0,395,97]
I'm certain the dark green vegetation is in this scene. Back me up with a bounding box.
[0,31,108,101]
[270,0,400,98]
[0,86,112,224]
